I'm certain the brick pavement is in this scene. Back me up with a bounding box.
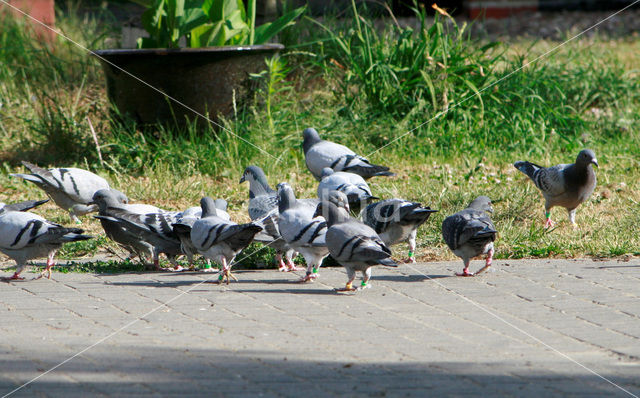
[0,258,639,397]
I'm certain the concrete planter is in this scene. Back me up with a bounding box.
[93,44,283,127]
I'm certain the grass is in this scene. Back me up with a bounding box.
[0,3,639,273]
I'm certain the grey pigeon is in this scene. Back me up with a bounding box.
[442,196,497,277]
[317,200,398,292]
[0,210,92,281]
[91,189,180,269]
[191,197,262,284]
[172,199,229,269]
[362,199,437,262]
[239,165,300,271]
[317,168,377,214]
[11,161,110,223]
[277,182,330,282]
[0,199,49,215]
[303,128,395,180]
[514,149,598,227]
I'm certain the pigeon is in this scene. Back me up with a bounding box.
[303,128,395,180]
[91,189,181,268]
[0,210,92,281]
[317,168,377,214]
[514,149,598,227]
[172,199,230,270]
[442,196,497,277]
[11,161,110,223]
[277,182,330,282]
[362,199,437,262]
[190,197,263,284]
[316,200,398,292]
[0,199,49,215]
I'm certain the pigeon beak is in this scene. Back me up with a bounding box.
[239,175,246,184]
[591,159,599,168]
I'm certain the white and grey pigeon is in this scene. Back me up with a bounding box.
[442,196,497,277]
[514,149,598,228]
[11,161,110,223]
[0,209,92,281]
[316,200,398,292]
[91,189,181,269]
[362,199,437,263]
[317,168,377,214]
[239,165,302,272]
[0,199,49,215]
[277,182,330,283]
[303,128,395,181]
[172,199,229,270]
[191,197,263,284]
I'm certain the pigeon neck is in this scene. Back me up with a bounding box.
[249,178,275,198]
[323,202,350,227]
[200,197,218,218]
[278,188,297,213]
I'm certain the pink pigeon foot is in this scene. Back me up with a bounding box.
[1,272,25,281]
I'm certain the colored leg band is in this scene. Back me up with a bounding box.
[545,212,551,218]
[312,268,318,274]
[360,281,367,287]
[408,250,414,257]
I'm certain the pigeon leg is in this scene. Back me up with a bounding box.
[402,232,418,263]
[456,259,475,277]
[358,268,372,290]
[299,261,319,283]
[217,257,237,284]
[285,253,304,272]
[568,208,577,228]
[36,254,55,280]
[544,210,554,228]
[335,268,357,292]
[474,249,494,276]
[276,253,287,272]
[70,212,82,225]
[1,267,25,281]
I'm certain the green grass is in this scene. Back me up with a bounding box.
[0,3,639,274]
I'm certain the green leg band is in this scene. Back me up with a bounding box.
[408,250,414,257]
[360,281,367,287]
[203,263,211,269]
[218,274,224,281]
[545,212,551,218]
[312,268,318,274]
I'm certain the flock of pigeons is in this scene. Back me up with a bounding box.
[0,128,598,291]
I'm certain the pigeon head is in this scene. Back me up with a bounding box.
[199,197,219,218]
[90,189,128,211]
[302,128,322,154]
[277,182,297,213]
[576,149,598,168]
[468,196,493,214]
[239,165,273,195]
[214,199,228,212]
[321,190,350,213]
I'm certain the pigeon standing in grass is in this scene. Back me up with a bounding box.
[317,168,377,214]
[277,182,330,282]
[514,149,598,228]
[191,197,263,284]
[362,199,437,262]
[172,199,229,270]
[303,128,395,180]
[0,210,92,281]
[442,196,497,277]
[11,161,110,223]
[316,200,398,292]
[239,166,302,272]
[91,189,180,269]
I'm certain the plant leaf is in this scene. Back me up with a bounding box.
[254,6,305,45]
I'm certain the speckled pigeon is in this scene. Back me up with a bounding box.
[514,149,598,227]
[303,128,395,180]
[11,161,110,223]
[442,196,497,277]
[0,210,92,281]
[191,197,262,284]
[362,199,437,262]
[318,200,398,292]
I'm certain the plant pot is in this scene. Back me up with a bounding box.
[93,44,283,127]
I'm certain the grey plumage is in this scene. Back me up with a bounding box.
[191,197,262,283]
[277,182,329,282]
[0,199,49,215]
[442,196,497,277]
[0,210,92,280]
[514,149,598,227]
[11,161,110,223]
[362,199,437,262]
[317,168,377,214]
[320,200,397,291]
[303,128,395,180]
[91,189,180,268]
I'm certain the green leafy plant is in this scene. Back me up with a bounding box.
[135,0,305,49]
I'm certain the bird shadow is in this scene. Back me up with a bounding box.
[586,264,640,269]
[231,287,339,295]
